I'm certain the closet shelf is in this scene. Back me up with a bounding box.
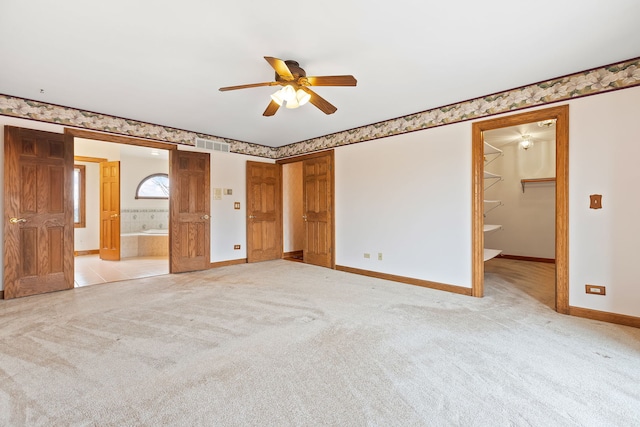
[483,248,502,262]
[483,142,502,155]
[520,177,555,193]
[483,224,501,233]
[484,171,501,180]
[483,142,503,166]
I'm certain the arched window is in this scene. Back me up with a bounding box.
[136,173,169,199]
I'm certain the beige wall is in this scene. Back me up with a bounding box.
[484,139,556,259]
[282,162,304,253]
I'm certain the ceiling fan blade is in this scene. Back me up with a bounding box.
[264,56,294,81]
[263,100,280,116]
[305,75,357,86]
[219,82,276,91]
[300,87,337,115]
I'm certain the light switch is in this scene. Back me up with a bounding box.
[590,194,602,209]
[234,202,240,210]
[213,188,222,200]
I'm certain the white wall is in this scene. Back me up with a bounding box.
[334,86,640,317]
[335,124,473,288]
[569,86,640,317]
[282,162,304,253]
[205,149,273,262]
[484,140,556,258]
[73,161,100,251]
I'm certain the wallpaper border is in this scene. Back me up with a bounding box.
[1,57,639,159]
[276,57,640,158]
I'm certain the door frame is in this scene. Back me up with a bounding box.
[277,150,336,269]
[471,105,569,313]
[65,128,177,267]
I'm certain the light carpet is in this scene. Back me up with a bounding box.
[0,259,638,426]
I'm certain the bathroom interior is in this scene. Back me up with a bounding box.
[74,138,169,286]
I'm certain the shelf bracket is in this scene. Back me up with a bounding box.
[520,177,556,193]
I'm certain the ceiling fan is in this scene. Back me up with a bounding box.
[219,56,357,116]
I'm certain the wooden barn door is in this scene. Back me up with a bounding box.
[3,126,74,299]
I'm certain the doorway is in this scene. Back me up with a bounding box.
[471,105,569,313]
[73,138,171,286]
[482,121,557,309]
[277,150,335,269]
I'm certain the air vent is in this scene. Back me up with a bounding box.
[195,137,230,153]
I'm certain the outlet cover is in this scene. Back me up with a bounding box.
[585,284,606,295]
[378,253,383,261]
[234,244,241,250]
[364,253,370,259]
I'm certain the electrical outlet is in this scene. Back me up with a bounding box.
[585,284,606,295]
[378,253,383,261]
[234,244,241,250]
[364,253,370,259]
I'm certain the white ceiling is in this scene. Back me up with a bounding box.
[1,1,639,148]
[483,121,556,148]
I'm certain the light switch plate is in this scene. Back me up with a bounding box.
[234,202,240,209]
[590,194,602,209]
[213,188,222,200]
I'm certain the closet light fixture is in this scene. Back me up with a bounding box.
[520,135,534,150]
[537,119,556,128]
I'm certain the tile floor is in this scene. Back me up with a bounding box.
[74,255,169,287]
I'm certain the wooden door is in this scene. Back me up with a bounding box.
[170,150,210,273]
[303,152,334,268]
[99,161,120,261]
[3,126,74,299]
[246,161,282,262]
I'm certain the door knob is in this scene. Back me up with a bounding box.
[9,217,27,224]
[110,213,119,218]
[249,215,255,219]
[201,214,210,220]
[302,215,307,222]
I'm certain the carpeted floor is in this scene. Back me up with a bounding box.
[0,259,638,426]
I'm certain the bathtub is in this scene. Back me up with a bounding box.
[121,229,168,258]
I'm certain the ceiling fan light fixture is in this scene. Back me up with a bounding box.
[270,89,284,106]
[296,89,311,106]
[281,85,296,102]
[285,96,300,109]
